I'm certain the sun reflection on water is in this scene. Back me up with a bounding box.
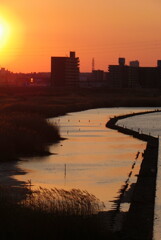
[15,108,148,211]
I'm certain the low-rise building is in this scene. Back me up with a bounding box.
[108,58,161,89]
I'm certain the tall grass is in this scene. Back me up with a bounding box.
[0,112,60,161]
[0,185,110,240]
[22,187,105,216]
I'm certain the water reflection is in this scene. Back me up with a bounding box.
[14,108,149,211]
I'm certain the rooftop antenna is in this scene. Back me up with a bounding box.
[92,58,95,72]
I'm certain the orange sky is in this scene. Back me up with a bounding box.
[0,0,161,73]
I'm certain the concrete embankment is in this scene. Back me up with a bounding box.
[106,110,159,240]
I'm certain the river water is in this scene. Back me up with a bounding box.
[13,107,154,211]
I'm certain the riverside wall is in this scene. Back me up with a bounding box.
[106,110,159,240]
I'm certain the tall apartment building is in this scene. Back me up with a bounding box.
[51,51,79,87]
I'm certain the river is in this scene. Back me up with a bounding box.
[13,107,155,211]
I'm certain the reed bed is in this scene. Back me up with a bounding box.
[0,112,60,161]
[22,187,105,216]
[0,184,105,216]
[0,185,111,240]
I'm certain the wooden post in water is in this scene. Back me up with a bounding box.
[64,164,66,178]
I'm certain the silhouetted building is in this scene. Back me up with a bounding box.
[129,60,140,88]
[92,70,104,81]
[136,60,161,88]
[128,67,140,88]
[108,58,129,88]
[51,51,79,87]
[109,59,161,89]
[157,60,161,67]
[119,58,125,66]
[138,67,158,88]
[157,60,161,88]
[79,70,109,88]
[129,60,140,67]
[0,68,15,85]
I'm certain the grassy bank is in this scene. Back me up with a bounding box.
[0,86,161,161]
[1,87,161,119]
[0,112,60,161]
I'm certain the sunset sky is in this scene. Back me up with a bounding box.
[0,0,161,73]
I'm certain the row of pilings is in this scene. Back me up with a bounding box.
[106,109,159,240]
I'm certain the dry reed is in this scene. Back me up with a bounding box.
[21,187,105,216]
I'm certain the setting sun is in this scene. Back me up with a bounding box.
[0,9,24,67]
[0,17,11,49]
[1,0,161,72]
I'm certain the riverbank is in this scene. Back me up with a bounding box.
[0,112,61,162]
[0,109,153,239]
[1,86,161,161]
[1,87,161,162]
[0,88,161,239]
[106,110,159,240]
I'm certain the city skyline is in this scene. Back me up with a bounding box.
[0,0,161,73]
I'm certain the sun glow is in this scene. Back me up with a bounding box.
[0,24,4,38]
[0,18,11,49]
[0,9,24,67]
